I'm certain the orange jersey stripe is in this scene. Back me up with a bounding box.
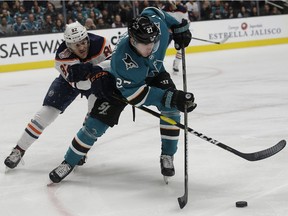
[27,123,42,135]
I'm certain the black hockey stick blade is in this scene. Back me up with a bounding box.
[235,139,286,161]
[178,195,187,209]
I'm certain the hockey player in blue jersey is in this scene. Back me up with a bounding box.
[4,21,111,169]
[49,7,196,183]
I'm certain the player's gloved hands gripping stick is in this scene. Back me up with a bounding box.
[90,71,121,101]
[162,89,197,112]
[171,19,192,50]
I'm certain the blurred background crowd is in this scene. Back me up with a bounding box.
[1,0,288,37]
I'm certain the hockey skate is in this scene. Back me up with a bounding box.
[77,155,87,166]
[4,147,25,169]
[49,160,74,184]
[160,155,175,184]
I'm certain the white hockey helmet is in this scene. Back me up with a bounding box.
[64,21,88,47]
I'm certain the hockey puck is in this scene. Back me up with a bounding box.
[236,201,248,208]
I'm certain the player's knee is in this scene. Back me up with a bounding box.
[83,116,109,140]
[33,106,61,128]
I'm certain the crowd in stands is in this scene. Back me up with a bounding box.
[1,0,287,37]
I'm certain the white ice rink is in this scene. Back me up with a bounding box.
[0,44,288,216]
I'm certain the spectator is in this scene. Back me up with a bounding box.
[56,13,64,24]
[12,16,27,35]
[42,14,54,33]
[11,0,21,17]
[13,5,29,21]
[50,0,63,12]
[200,0,212,20]
[237,6,250,18]
[212,8,223,19]
[1,1,10,12]
[96,17,110,29]
[101,8,113,25]
[1,9,14,25]
[84,18,96,30]
[0,0,287,36]
[111,14,125,28]
[25,13,41,33]
[227,6,237,19]
[86,1,102,20]
[211,0,224,19]
[271,6,281,15]
[138,0,151,14]
[52,18,65,33]
[0,16,13,36]
[67,17,74,24]
[72,1,88,21]
[153,0,164,9]
[131,0,140,16]
[185,0,200,21]
[260,3,271,16]
[31,1,45,14]
[119,0,133,24]
[222,2,230,18]
[76,11,86,25]
[31,1,45,27]
[87,9,97,24]
[250,6,259,17]
[44,2,57,22]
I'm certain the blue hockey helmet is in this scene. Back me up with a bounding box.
[128,16,160,44]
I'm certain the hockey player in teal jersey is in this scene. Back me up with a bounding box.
[49,7,196,183]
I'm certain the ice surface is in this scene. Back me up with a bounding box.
[0,44,287,216]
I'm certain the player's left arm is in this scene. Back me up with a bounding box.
[66,37,113,90]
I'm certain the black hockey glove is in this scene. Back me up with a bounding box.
[162,89,197,112]
[90,71,120,101]
[171,19,192,50]
[67,63,103,82]
[146,71,176,90]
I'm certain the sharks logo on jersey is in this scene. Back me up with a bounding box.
[122,53,139,70]
[147,59,163,77]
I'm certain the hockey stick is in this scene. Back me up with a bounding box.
[135,105,286,161]
[113,94,286,161]
[192,36,229,44]
[113,90,285,161]
[177,47,189,209]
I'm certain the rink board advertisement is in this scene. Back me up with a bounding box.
[1,14,288,72]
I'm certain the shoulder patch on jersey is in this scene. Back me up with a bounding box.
[59,48,72,59]
[122,53,138,70]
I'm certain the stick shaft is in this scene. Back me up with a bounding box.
[177,47,189,208]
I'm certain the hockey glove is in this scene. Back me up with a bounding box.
[90,71,120,101]
[171,19,192,50]
[162,89,197,112]
[146,71,176,90]
[67,63,103,82]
